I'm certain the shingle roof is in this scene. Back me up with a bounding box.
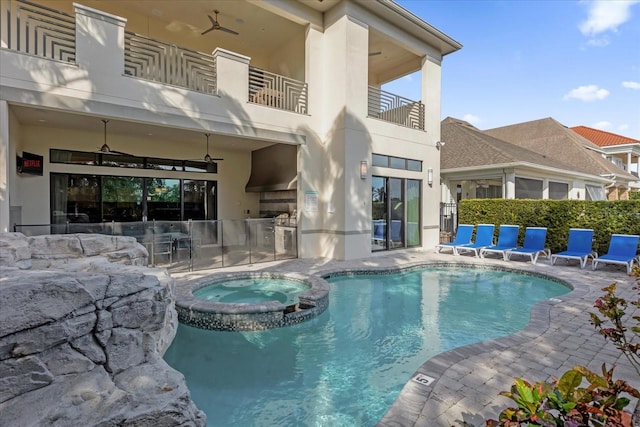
[570,126,640,147]
[482,117,635,180]
[440,117,579,171]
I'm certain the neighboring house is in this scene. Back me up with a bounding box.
[0,0,461,259]
[440,117,635,203]
[570,126,640,191]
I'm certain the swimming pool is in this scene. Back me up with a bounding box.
[164,266,570,426]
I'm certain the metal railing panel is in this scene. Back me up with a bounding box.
[248,66,308,114]
[368,86,425,130]
[1,0,75,62]
[124,31,217,94]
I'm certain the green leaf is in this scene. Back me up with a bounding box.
[558,370,582,398]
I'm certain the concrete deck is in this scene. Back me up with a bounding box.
[173,249,640,427]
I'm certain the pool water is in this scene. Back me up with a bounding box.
[164,267,570,426]
[193,278,309,305]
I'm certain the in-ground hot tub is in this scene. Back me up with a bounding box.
[175,272,330,331]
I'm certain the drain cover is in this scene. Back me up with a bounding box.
[412,373,435,386]
[549,298,562,303]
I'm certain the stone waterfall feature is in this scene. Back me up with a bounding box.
[0,233,205,426]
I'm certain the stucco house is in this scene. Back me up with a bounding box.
[440,117,636,202]
[0,0,461,260]
[570,126,640,191]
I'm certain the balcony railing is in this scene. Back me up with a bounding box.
[249,66,308,114]
[0,0,75,62]
[368,86,425,130]
[124,31,217,95]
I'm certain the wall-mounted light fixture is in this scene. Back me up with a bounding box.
[428,168,434,186]
[360,160,368,180]
[436,140,445,150]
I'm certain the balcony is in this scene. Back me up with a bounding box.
[1,0,307,115]
[368,86,425,130]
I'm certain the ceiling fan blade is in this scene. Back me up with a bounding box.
[369,51,382,56]
[219,26,239,35]
[201,27,215,35]
[208,15,216,25]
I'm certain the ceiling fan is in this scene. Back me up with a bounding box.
[201,133,223,163]
[95,119,131,156]
[201,10,239,36]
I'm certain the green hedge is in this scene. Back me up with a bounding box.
[458,199,640,255]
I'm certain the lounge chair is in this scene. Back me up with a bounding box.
[592,234,640,274]
[479,225,519,260]
[435,224,474,254]
[505,227,549,264]
[550,228,595,269]
[453,224,495,257]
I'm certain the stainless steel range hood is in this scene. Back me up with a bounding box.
[245,144,297,192]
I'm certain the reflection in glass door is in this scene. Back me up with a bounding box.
[389,178,404,248]
[372,177,387,250]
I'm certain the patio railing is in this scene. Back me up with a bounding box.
[124,31,217,94]
[368,86,424,130]
[14,218,297,272]
[0,0,75,62]
[249,66,308,114]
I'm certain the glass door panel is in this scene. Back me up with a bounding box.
[389,178,404,248]
[406,179,420,246]
[372,176,387,251]
[147,178,181,221]
[102,176,144,222]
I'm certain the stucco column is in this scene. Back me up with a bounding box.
[0,100,9,232]
[75,4,127,84]
[504,169,516,199]
[627,152,633,173]
[213,49,250,103]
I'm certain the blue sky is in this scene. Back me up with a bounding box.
[384,0,640,139]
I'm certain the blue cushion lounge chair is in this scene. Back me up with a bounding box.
[505,227,549,264]
[435,224,474,254]
[453,224,495,257]
[479,225,520,260]
[550,228,596,269]
[592,234,640,274]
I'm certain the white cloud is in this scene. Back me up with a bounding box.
[586,36,611,47]
[579,0,639,36]
[618,124,630,131]
[623,81,640,89]
[593,121,613,130]
[563,85,610,101]
[463,114,481,125]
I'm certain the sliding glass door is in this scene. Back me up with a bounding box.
[371,176,421,251]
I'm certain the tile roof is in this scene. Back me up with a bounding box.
[570,126,640,147]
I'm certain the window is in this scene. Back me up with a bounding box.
[476,185,502,199]
[50,149,216,173]
[549,181,568,200]
[50,173,217,223]
[515,177,543,199]
[585,184,606,201]
[371,153,422,171]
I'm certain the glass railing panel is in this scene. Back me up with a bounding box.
[190,220,223,270]
[247,218,276,264]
